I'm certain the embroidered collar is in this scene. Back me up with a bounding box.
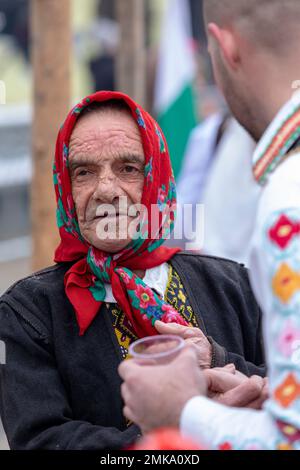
[253,90,300,185]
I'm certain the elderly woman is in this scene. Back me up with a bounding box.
[0,92,264,450]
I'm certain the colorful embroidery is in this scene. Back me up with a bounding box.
[277,320,300,357]
[253,108,300,184]
[156,127,166,153]
[119,269,131,285]
[277,442,294,450]
[111,306,136,349]
[218,442,232,451]
[157,186,167,212]
[63,143,69,167]
[108,265,199,360]
[164,267,198,327]
[216,437,273,450]
[269,214,300,250]
[274,373,300,408]
[133,284,157,310]
[272,263,300,304]
[277,421,300,443]
[160,303,188,325]
[136,108,146,129]
[144,157,153,183]
[71,106,83,115]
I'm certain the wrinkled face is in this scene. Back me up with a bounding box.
[69,109,145,253]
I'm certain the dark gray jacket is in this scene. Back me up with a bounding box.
[0,253,265,450]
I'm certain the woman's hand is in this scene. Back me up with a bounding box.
[155,320,212,369]
[204,365,269,409]
[154,321,269,410]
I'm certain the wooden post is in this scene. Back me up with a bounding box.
[31,0,71,270]
[116,0,146,106]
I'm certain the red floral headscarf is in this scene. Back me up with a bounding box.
[53,91,187,336]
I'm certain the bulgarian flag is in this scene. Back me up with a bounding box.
[154,0,198,179]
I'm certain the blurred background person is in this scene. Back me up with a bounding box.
[201,118,260,265]
[176,114,260,265]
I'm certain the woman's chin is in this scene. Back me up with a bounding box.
[90,237,132,254]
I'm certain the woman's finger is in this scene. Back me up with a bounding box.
[204,368,246,393]
[155,320,204,339]
[218,376,264,408]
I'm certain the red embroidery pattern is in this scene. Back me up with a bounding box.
[277,420,300,444]
[218,442,233,451]
[269,214,300,250]
[254,109,300,183]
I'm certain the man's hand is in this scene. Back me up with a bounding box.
[119,347,206,434]
[204,365,269,409]
[154,321,269,409]
[155,320,212,369]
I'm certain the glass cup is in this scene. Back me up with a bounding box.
[128,334,185,365]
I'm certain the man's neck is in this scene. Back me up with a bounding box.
[255,75,298,141]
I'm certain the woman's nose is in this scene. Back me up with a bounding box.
[92,171,122,203]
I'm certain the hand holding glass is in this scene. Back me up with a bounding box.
[128,334,185,364]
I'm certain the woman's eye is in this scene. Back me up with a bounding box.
[123,166,138,174]
[76,169,89,177]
